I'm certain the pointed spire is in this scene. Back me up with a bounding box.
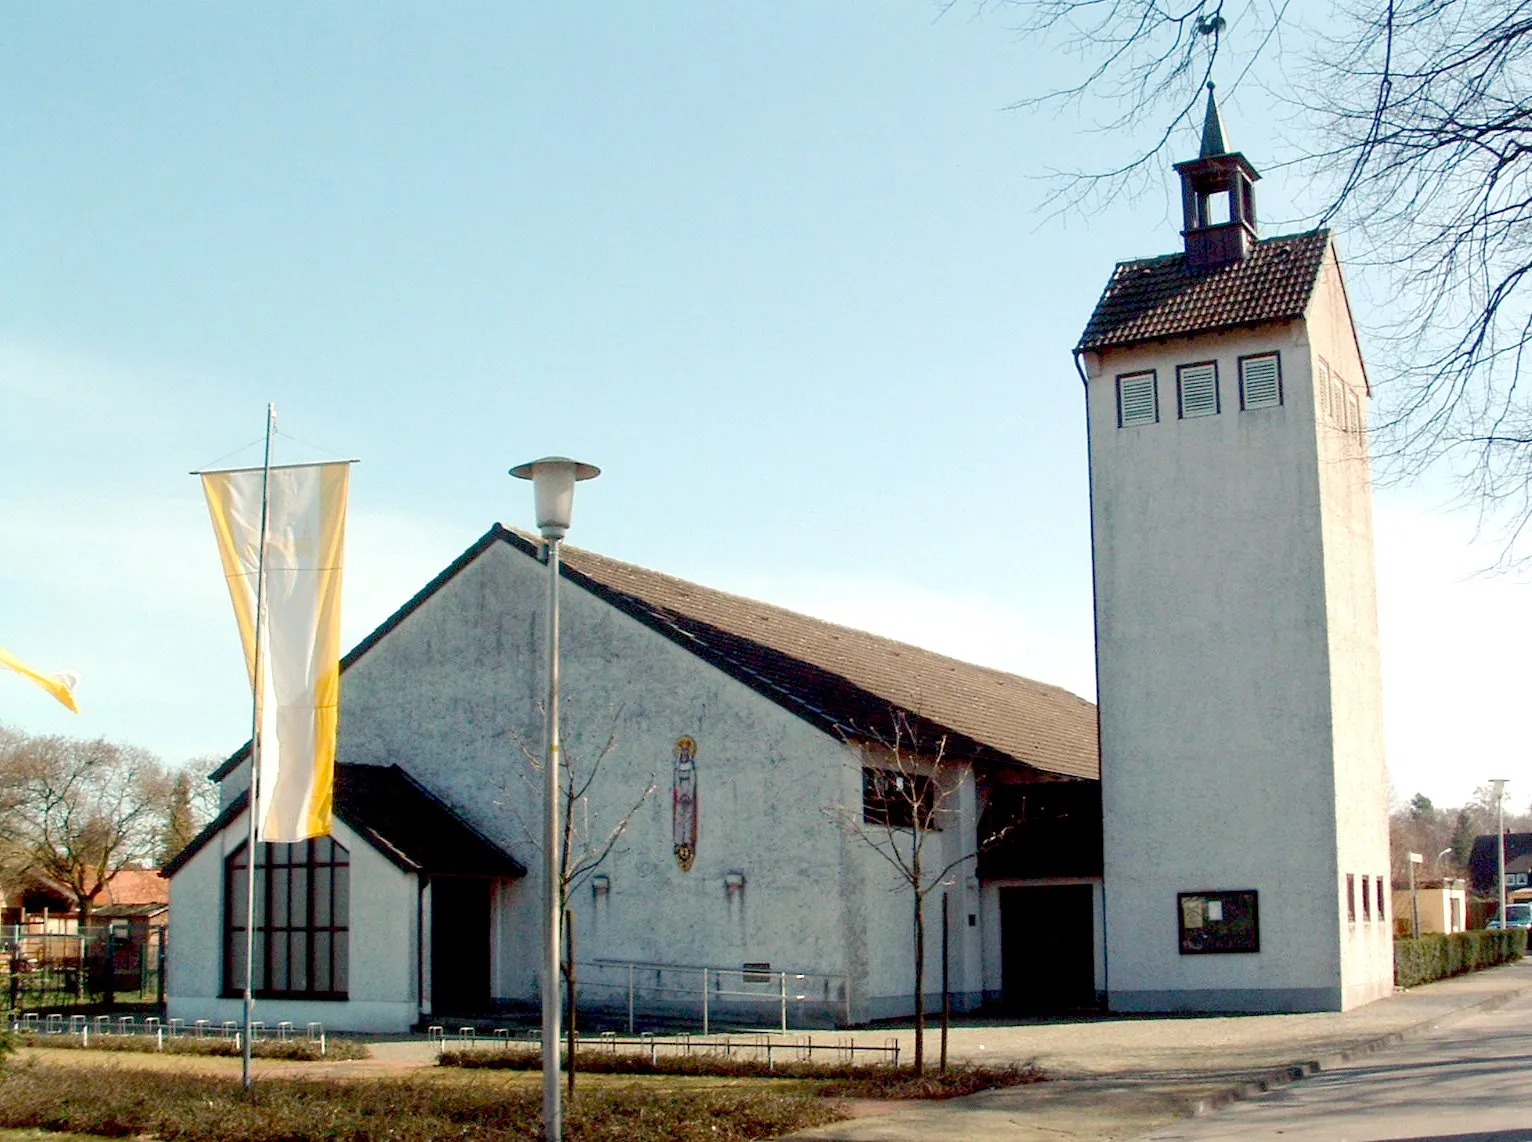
[1199,82,1229,158]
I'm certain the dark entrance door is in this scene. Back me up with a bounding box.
[431,877,491,1015]
[1000,884,1096,1012]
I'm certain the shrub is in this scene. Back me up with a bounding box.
[0,1062,844,1141]
[439,1047,1044,1098]
[0,1026,12,1070]
[12,1031,368,1060]
[1395,928,1527,989]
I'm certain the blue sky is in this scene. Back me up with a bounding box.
[2,3,1524,809]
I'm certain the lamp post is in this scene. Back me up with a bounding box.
[1408,852,1423,938]
[510,456,600,1142]
[1491,778,1510,930]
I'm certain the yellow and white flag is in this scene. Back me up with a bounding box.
[0,643,79,712]
[201,461,350,843]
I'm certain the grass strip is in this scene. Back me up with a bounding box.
[0,1061,845,1141]
[441,1047,1046,1099]
[11,1032,368,1060]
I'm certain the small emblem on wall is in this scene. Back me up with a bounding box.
[673,736,699,872]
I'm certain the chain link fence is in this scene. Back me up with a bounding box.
[3,922,166,1013]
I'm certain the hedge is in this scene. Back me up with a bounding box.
[1394,928,1527,989]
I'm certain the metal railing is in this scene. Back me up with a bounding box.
[8,1011,326,1053]
[437,1026,900,1066]
[573,959,851,1033]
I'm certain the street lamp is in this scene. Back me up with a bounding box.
[1491,778,1510,931]
[510,456,600,1142]
[1408,852,1423,938]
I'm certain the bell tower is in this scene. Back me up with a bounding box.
[1175,84,1260,272]
[1075,93,1393,1013]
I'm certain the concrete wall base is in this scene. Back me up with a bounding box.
[1109,987,1343,1014]
[858,989,984,1023]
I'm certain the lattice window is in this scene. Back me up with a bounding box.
[862,768,937,830]
[225,836,350,999]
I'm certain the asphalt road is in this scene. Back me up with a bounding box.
[1141,988,1532,1141]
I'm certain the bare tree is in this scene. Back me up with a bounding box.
[828,712,1010,1074]
[0,726,173,923]
[967,0,1532,557]
[158,758,222,865]
[504,717,655,1098]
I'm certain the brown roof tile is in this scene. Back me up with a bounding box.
[551,537,1099,781]
[1077,229,1330,353]
[211,526,1100,785]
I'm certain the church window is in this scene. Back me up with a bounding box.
[1376,876,1385,919]
[1116,371,1158,427]
[1346,873,1356,922]
[1239,353,1282,410]
[1361,875,1372,921]
[225,836,350,999]
[862,768,937,830]
[1177,361,1220,419]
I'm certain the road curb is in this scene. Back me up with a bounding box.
[1180,965,1532,1119]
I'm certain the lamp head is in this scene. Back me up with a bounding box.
[510,456,600,540]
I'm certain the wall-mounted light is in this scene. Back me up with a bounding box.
[591,873,611,898]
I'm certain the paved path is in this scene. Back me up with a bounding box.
[787,960,1532,1140]
[1141,987,1532,1140]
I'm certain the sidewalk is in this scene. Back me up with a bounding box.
[787,959,1532,1141]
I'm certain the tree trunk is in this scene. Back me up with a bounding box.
[565,908,577,1099]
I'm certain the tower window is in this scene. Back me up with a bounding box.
[1177,361,1220,419]
[1347,873,1356,922]
[1117,371,1159,427]
[1239,353,1282,410]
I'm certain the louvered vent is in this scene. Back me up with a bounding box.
[1330,374,1346,424]
[1177,362,1219,419]
[1117,371,1158,427]
[1240,353,1282,410]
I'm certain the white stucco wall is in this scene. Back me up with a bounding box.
[328,538,985,1024]
[1086,245,1391,1011]
[1308,246,1394,1006]
[166,814,420,1033]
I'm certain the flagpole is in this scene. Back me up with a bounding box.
[241,403,275,1091]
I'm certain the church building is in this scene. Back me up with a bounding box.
[164,525,1102,1032]
[1075,87,1393,1012]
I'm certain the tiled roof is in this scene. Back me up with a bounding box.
[542,535,1099,780]
[100,869,170,906]
[163,763,526,879]
[1077,229,1330,352]
[208,525,1100,786]
[333,764,526,878]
